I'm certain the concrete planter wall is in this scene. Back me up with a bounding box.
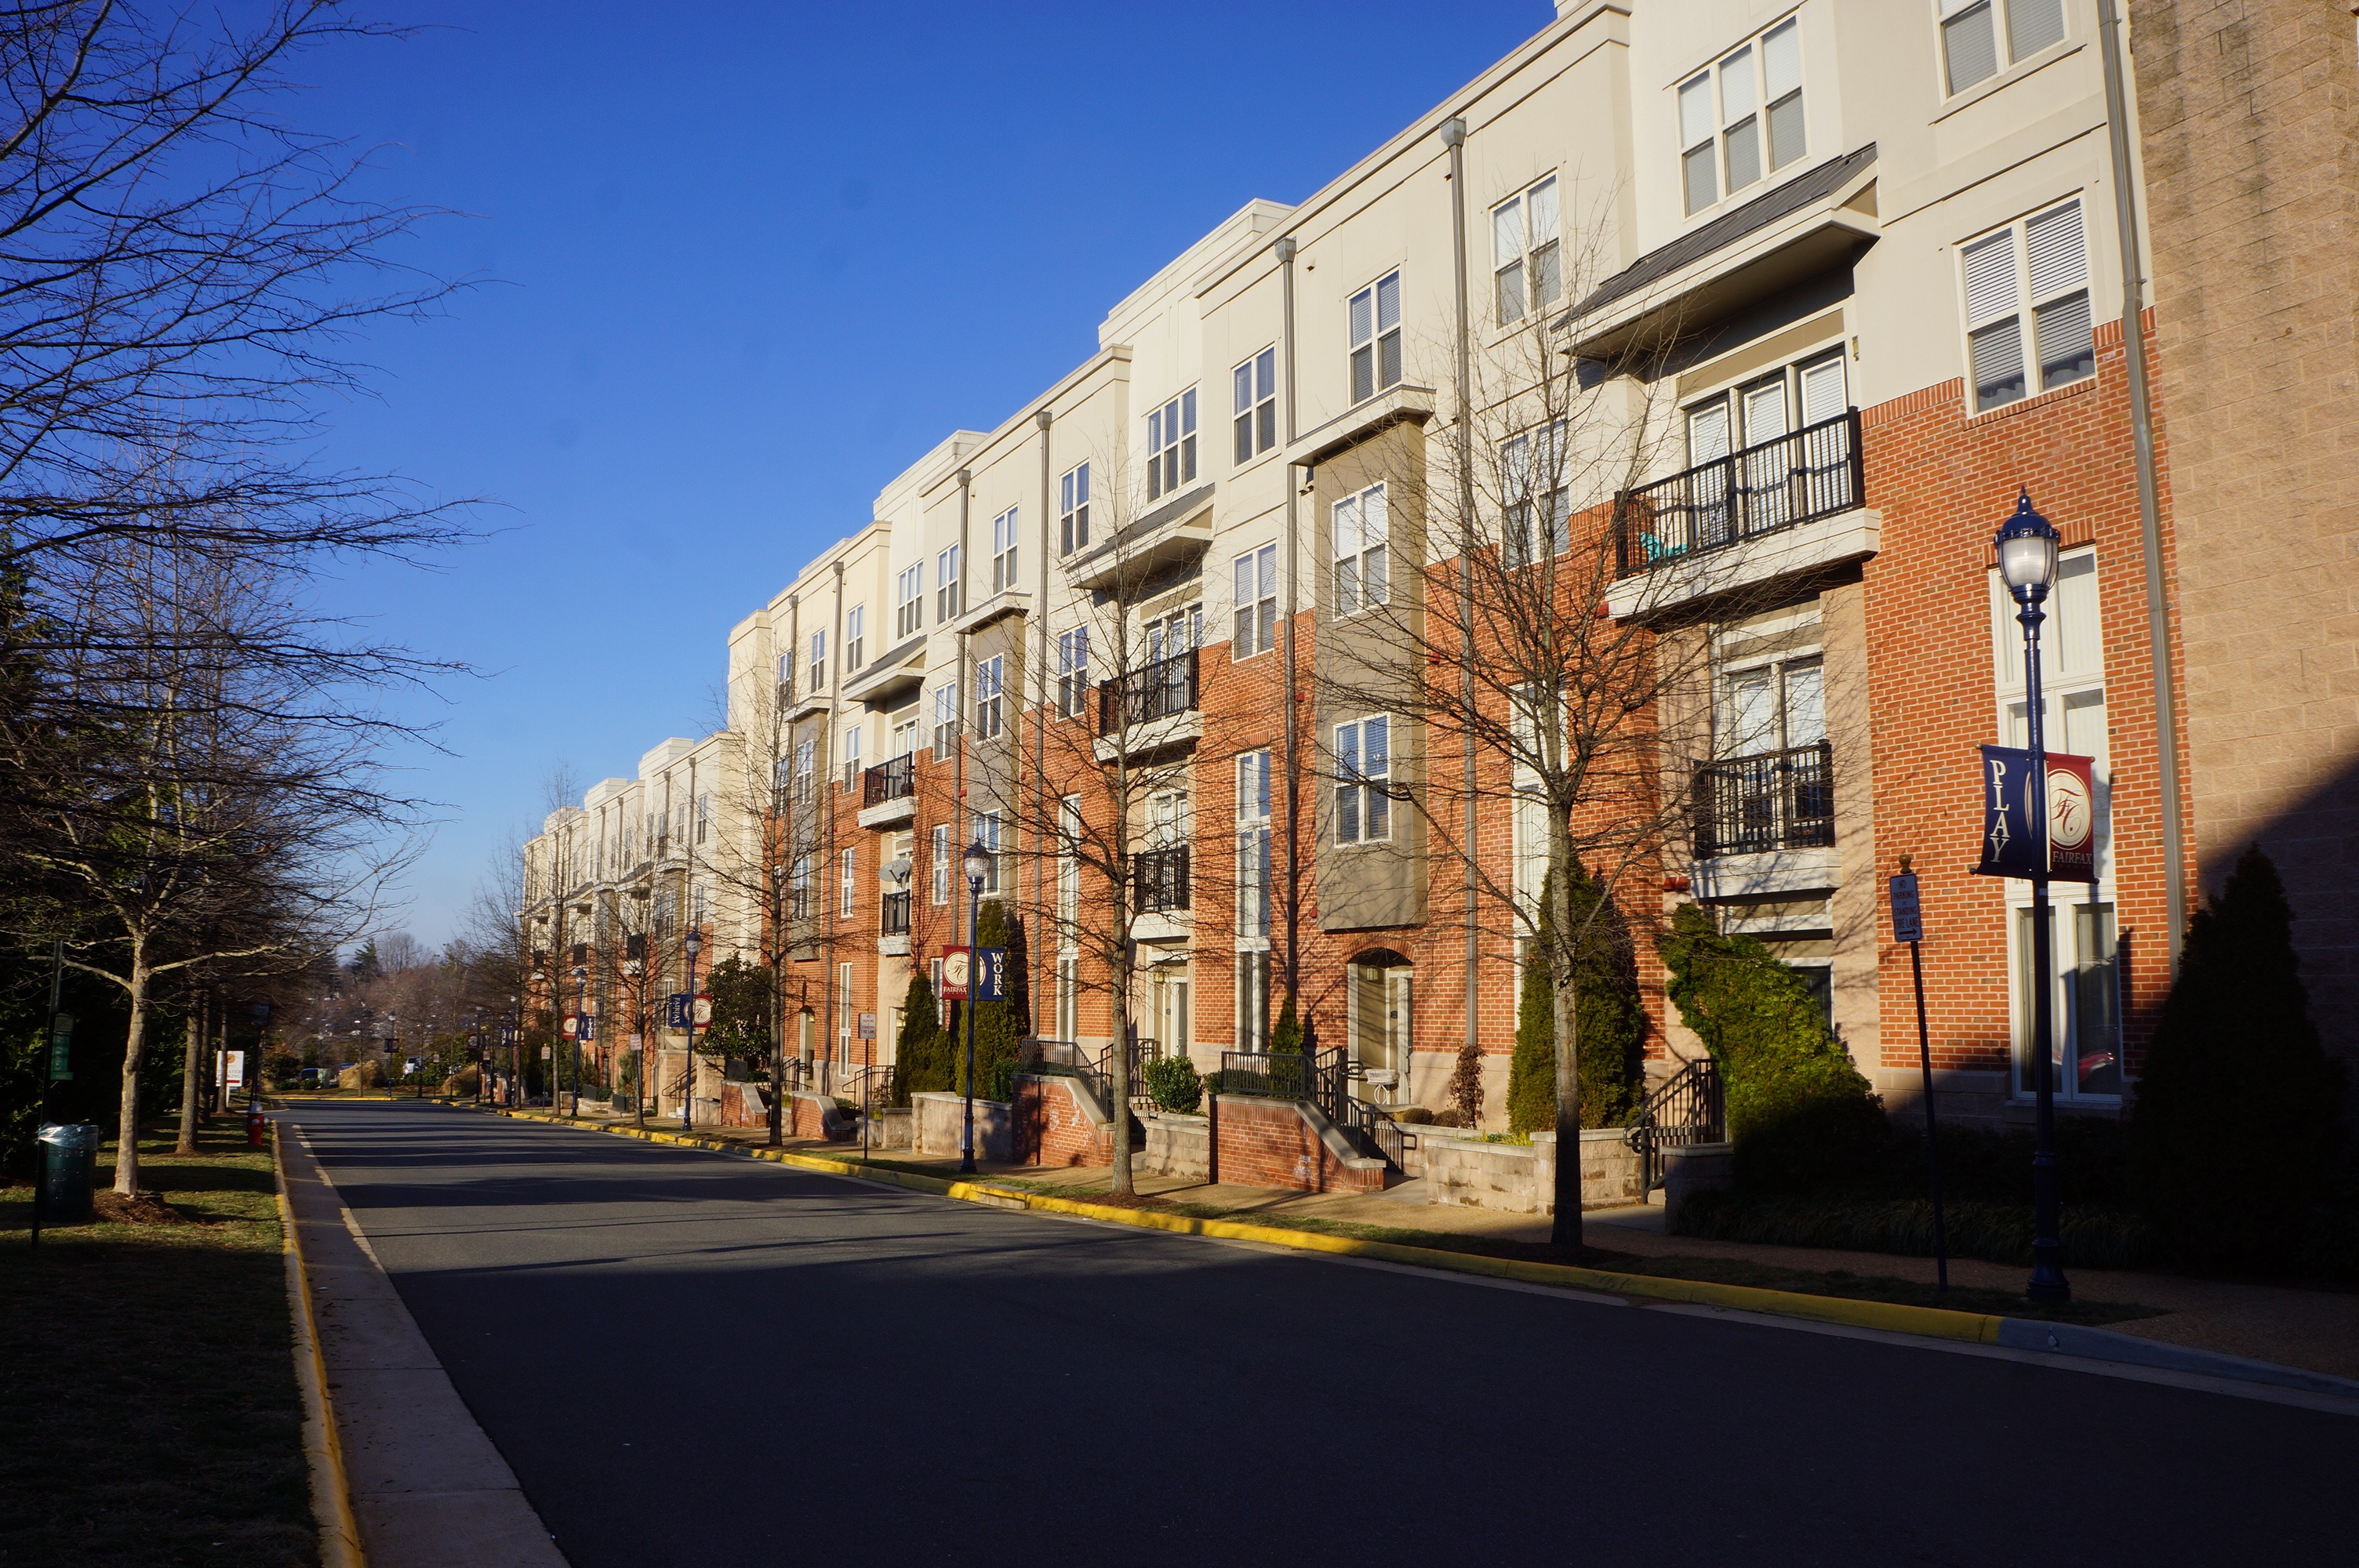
[1140,1112,1208,1181]
[913,1092,1012,1163]
[1426,1128,1645,1214]
[1661,1141,1735,1228]
[874,1106,913,1149]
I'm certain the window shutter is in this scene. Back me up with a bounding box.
[2025,201,2086,300]
[1964,230,2019,325]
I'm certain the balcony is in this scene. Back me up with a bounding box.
[1098,647,1198,731]
[880,889,912,955]
[857,753,918,829]
[1693,742,1836,887]
[1605,409,1877,621]
[1133,844,1190,918]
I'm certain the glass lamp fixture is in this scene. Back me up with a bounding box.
[961,840,991,890]
[1994,488,2060,602]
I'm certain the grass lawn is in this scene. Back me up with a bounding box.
[0,1120,315,1568]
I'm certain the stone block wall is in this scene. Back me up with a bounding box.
[1425,1128,1644,1214]
[914,1091,1012,1163]
[1141,1114,1209,1181]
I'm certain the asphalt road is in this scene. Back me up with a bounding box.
[290,1102,2357,1568]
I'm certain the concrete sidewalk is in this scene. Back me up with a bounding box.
[560,1108,2357,1382]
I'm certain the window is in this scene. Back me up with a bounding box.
[989,506,1020,593]
[936,545,962,622]
[1057,794,1081,924]
[1962,198,2092,413]
[1235,950,1270,1053]
[789,855,812,920]
[1332,483,1389,617]
[775,648,795,699]
[837,963,853,1063]
[1147,390,1198,501]
[889,709,919,761]
[696,793,711,844]
[839,848,857,917]
[1232,543,1278,658]
[1492,176,1561,325]
[793,739,815,806]
[1335,716,1392,844]
[1349,271,1401,403]
[1058,462,1091,556]
[1056,956,1079,1041]
[1939,0,2065,95]
[809,629,827,691]
[896,563,923,637]
[1502,421,1570,565]
[931,823,951,905]
[974,654,1005,739]
[845,604,864,675]
[1145,604,1200,664]
[1238,750,1271,940]
[1719,654,1826,757]
[1056,627,1091,717]
[975,811,1001,894]
[1233,348,1277,463]
[840,722,863,789]
[931,681,959,758]
[1681,348,1848,514]
[1679,18,1805,216]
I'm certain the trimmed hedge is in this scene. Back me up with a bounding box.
[1143,1052,1202,1114]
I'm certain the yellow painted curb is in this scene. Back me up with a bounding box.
[274,1125,367,1568]
[479,1105,2006,1347]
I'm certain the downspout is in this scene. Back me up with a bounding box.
[2097,0,2186,968]
[1033,409,1053,1024]
[826,561,844,1074]
[1277,234,1302,1008]
[955,466,973,947]
[1442,113,1479,1078]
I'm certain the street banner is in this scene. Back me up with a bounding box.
[693,994,712,1030]
[1972,745,2100,883]
[562,1014,579,1039]
[1888,871,1923,943]
[664,992,691,1029]
[579,1014,596,1043]
[940,946,971,1001]
[974,946,1006,1003]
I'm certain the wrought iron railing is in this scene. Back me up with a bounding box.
[1612,408,1863,578]
[862,753,916,807]
[1133,845,1190,913]
[1023,1037,1112,1115]
[1693,740,1834,858]
[1098,647,1199,735]
[1214,1046,1390,1163]
[1625,1054,1726,1192]
[880,889,911,936]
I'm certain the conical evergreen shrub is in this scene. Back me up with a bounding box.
[1660,902,1883,1188]
[892,969,950,1102]
[2131,845,2346,1264]
[956,899,1030,1098]
[1506,862,1644,1135]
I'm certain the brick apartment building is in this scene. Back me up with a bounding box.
[520,0,2357,1139]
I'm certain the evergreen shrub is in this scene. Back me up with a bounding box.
[1143,1052,1202,1113]
[1506,867,1643,1134]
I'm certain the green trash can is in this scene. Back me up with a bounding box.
[36,1123,100,1225]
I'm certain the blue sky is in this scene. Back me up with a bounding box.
[305,0,1547,946]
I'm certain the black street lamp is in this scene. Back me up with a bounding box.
[1995,489,2071,1305]
[569,964,587,1118]
[682,924,702,1133]
[958,838,991,1175]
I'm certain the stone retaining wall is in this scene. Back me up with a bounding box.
[914,1091,1012,1163]
[1426,1128,1644,1214]
[1141,1113,1208,1181]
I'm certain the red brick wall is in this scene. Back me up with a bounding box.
[1013,1075,1110,1167]
[1212,1096,1383,1193]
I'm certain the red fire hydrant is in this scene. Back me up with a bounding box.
[246,1097,267,1147]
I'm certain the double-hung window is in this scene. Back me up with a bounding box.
[1147,391,1198,501]
[895,564,923,638]
[1678,18,1805,216]
[844,604,864,675]
[1144,604,1200,665]
[1939,0,2066,95]
[1349,271,1401,404]
[809,629,827,692]
[1501,420,1570,566]
[1233,348,1277,462]
[775,649,795,699]
[789,855,812,920]
[975,811,1002,894]
[841,722,863,789]
[1492,176,1561,326]
[1962,198,2092,413]
[1056,627,1091,717]
[1232,543,1278,658]
[990,506,1020,593]
[838,848,857,917]
[696,793,711,844]
[973,654,1005,739]
[1058,462,1091,556]
[931,681,960,759]
[936,545,962,622]
[1331,483,1389,617]
[930,823,950,905]
[793,739,814,805]
[1238,750,1271,940]
[1334,717,1391,844]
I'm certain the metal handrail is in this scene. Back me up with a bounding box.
[1612,408,1863,578]
[1133,845,1190,913]
[1097,647,1200,735]
[1625,1055,1726,1192]
[880,889,912,935]
[1693,739,1834,858]
[862,753,916,806]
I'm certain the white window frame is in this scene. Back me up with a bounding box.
[1492,175,1561,326]
[793,739,815,805]
[990,506,1020,594]
[838,847,857,917]
[1056,956,1079,1041]
[1501,420,1570,566]
[1348,270,1402,405]
[895,564,923,638]
[809,629,827,691]
[1058,462,1091,557]
[1232,347,1277,463]
[1146,390,1198,502]
[789,855,812,920]
[931,823,951,906]
[1238,750,1272,941]
[1056,627,1091,718]
[931,681,960,759]
[844,604,864,676]
[1231,543,1278,658]
[840,722,863,789]
[775,648,795,697]
[975,810,1002,894]
[1056,794,1081,926]
[1331,482,1390,618]
[696,793,711,844]
[1677,17,1805,217]
[936,544,962,622]
[1334,715,1393,845]
[1961,198,2094,415]
[974,654,1005,739]
[1938,0,2067,97]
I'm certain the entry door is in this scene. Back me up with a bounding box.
[1741,377,1791,532]
[1156,971,1190,1060]
[1384,971,1413,1104]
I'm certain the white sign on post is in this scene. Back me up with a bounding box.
[224,1051,246,1090]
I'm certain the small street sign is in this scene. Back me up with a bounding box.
[940,946,971,1001]
[1889,871,1923,944]
[225,1051,246,1090]
[859,1012,877,1040]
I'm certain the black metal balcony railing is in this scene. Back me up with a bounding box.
[880,889,911,936]
[1613,408,1863,578]
[1098,647,1199,735]
[862,753,916,807]
[1133,844,1190,913]
[1693,740,1835,859]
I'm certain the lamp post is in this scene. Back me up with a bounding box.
[959,839,990,1175]
[1995,489,2071,1305]
[569,965,586,1117]
[682,924,702,1133]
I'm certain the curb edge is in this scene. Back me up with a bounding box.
[273,1123,367,1568]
